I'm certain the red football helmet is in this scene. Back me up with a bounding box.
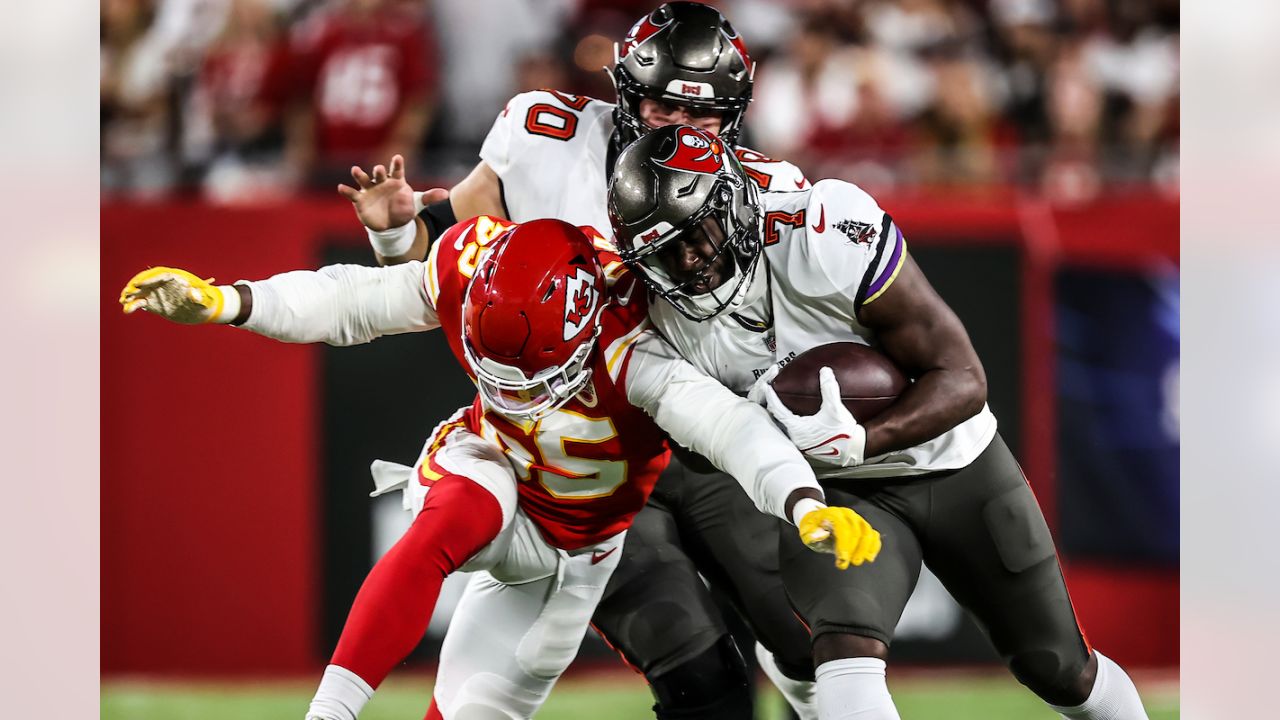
[461,219,608,421]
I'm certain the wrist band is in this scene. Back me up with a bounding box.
[209,285,241,324]
[791,497,826,527]
[368,220,417,258]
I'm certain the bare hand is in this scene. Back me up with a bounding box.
[337,154,445,231]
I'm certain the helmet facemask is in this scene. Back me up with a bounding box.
[611,59,752,148]
[622,168,762,322]
[458,220,609,423]
[463,326,601,423]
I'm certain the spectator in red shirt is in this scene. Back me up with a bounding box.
[182,0,293,201]
[285,0,438,188]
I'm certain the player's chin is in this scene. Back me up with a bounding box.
[686,278,713,295]
[685,273,723,296]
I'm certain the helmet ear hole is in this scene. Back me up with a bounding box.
[713,182,733,207]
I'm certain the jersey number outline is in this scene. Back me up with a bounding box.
[480,409,628,499]
[456,216,514,279]
[522,91,588,141]
[763,209,806,246]
[734,149,777,190]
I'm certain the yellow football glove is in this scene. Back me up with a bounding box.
[798,505,883,570]
[119,266,233,324]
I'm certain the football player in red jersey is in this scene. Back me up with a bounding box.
[344,5,826,717]
[119,218,880,720]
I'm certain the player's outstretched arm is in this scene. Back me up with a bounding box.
[341,154,506,267]
[120,262,440,346]
[621,330,880,568]
[120,267,246,325]
[855,250,988,457]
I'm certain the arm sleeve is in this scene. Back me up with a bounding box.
[622,330,822,521]
[239,261,439,346]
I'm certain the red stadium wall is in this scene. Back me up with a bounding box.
[101,191,1179,676]
[102,202,355,676]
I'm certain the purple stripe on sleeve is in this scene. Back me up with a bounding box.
[865,226,904,298]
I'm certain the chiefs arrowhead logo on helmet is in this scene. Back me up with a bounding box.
[656,127,726,176]
[563,267,600,341]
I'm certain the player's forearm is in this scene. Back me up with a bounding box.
[862,365,986,458]
[784,487,826,526]
[231,284,252,324]
[449,162,507,221]
[645,378,822,519]
[624,334,824,520]
[239,262,438,345]
[703,399,826,521]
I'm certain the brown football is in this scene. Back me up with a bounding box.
[769,342,909,421]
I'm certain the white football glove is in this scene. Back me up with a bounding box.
[751,365,867,468]
[119,266,239,324]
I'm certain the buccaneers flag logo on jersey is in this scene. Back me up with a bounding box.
[657,127,726,176]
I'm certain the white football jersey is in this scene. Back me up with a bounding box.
[479,90,810,232]
[649,179,998,479]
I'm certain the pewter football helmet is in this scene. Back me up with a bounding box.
[607,124,762,322]
[612,2,755,146]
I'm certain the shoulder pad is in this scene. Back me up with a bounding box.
[734,146,810,192]
[482,90,612,187]
[425,215,515,309]
[803,180,902,309]
[496,90,610,140]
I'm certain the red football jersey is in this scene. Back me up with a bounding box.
[290,6,436,157]
[423,216,670,550]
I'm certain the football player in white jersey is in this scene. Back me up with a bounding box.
[605,124,1153,720]
[118,219,879,720]
[346,4,823,718]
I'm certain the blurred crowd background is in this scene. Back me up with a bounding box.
[101,0,1179,204]
[101,0,1179,697]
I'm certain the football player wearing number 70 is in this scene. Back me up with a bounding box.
[118,217,880,720]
